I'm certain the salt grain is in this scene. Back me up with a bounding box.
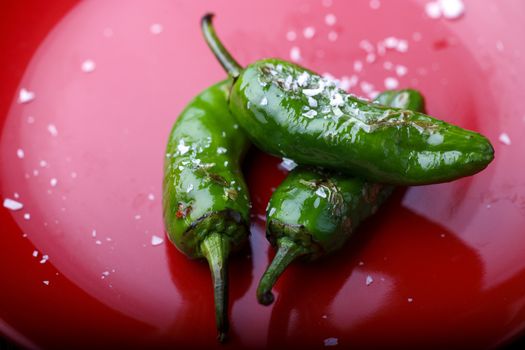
[499,132,511,145]
[308,97,318,108]
[366,275,374,286]
[303,26,316,39]
[396,65,408,76]
[81,60,96,73]
[18,88,35,104]
[32,250,38,258]
[290,46,301,62]
[50,178,58,187]
[315,187,327,198]
[384,77,399,89]
[148,193,155,201]
[408,297,414,303]
[324,338,338,347]
[328,31,338,42]
[186,184,194,193]
[151,235,164,246]
[150,23,163,34]
[177,139,190,155]
[425,1,442,18]
[43,280,50,286]
[303,110,318,119]
[3,198,23,211]
[354,60,363,72]
[280,158,298,171]
[24,213,31,220]
[47,124,58,137]
[440,0,465,19]
[286,31,297,41]
[325,14,336,26]
[16,149,25,159]
[260,97,268,106]
[370,0,381,9]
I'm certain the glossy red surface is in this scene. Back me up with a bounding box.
[1,0,524,348]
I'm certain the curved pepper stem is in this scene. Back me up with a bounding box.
[256,237,308,306]
[201,13,243,79]
[201,233,231,342]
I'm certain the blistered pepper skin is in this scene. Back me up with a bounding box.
[256,90,425,305]
[229,59,493,186]
[201,15,494,186]
[163,80,251,341]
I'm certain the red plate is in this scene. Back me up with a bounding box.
[1,0,524,348]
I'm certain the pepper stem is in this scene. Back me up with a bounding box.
[201,233,230,342]
[256,237,308,306]
[201,13,243,79]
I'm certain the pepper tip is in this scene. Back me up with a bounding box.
[218,331,227,343]
[257,290,275,306]
[201,12,215,26]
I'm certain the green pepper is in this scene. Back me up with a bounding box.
[163,80,250,341]
[201,14,494,186]
[256,89,425,305]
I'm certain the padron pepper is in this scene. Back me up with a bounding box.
[201,14,494,186]
[163,80,250,341]
[257,89,426,305]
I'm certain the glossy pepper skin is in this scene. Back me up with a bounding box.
[256,89,425,305]
[201,14,494,186]
[163,80,250,341]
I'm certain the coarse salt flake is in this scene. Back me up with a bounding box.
[24,213,31,220]
[32,250,38,257]
[370,0,381,9]
[303,110,318,119]
[290,46,301,62]
[366,275,374,286]
[327,31,338,42]
[303,26,315,39]
[396,65,408,76]
[43,280,50,286]
[151,235,164,246]
[425,1,442,18]
[354,60,363,72]
[325,14,336,26]
[280,158,298,171]
[384,77,399,89]
[47,124,58,137]
[408,297,414,303]
[297,72,309,86]
[286,31,297,41]
[324,337,338,346]
[186,184,194,193]
[81,60,96,73]
[18,88,35,104]
[308,96,318,108]
[150,23,163,34]
[440,0,465,19]
[427,133,444,145]
[260,97,268,106]
[177,139,190,155]
[499,133,511,145]
[50,178,58,187]
[315,187,327,198]
[3,198,23,211]
[16,149,25,159]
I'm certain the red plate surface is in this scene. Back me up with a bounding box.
[1,0,524,348]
